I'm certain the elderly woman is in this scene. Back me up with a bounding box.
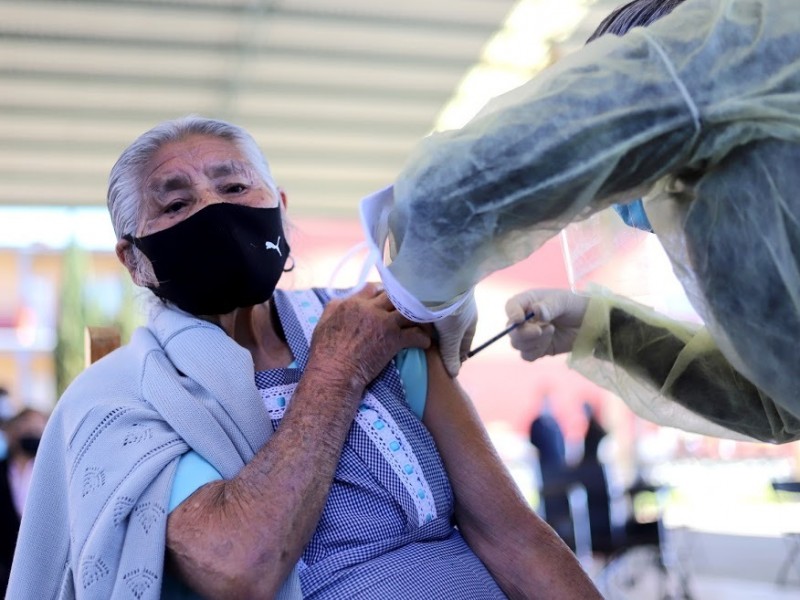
[7,117,599,599]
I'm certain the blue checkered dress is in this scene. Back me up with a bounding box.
[254,289,507,599]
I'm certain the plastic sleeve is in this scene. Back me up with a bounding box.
[569,293,800,443]
[389,0,800,304]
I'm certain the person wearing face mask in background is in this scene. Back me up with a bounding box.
[8,116,600,600]
[0,386,16,460]
[0,407,47,596]
[364,0,800,444]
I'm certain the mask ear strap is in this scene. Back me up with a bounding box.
[283,255,295,273]
[326,241,379,299]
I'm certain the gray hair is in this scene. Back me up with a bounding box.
[107,115,281,285]
[587,0,686,42]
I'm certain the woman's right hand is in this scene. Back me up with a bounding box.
[308,283,432,391]
[505,289,589,361]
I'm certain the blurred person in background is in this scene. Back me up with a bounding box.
[579,403,608,468]
[528,397,575,548]
[0,386,13,460]
[571,403,628,556]
[530,396,568,478]
[8,116,599,600]
[0,407,47,596]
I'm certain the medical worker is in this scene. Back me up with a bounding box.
[368,0,800,443]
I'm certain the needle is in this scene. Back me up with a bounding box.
[465,311,537,359]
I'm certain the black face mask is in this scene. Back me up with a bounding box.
[125,203,290,315]
[18,436,40,457]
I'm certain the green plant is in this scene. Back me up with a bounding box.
[54,243,89,397]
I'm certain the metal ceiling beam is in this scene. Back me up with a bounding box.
[0,31,482,70]
[6,0,508,34]
[0,40,468,94]
[0,105,435,136]
[0,69,452,105]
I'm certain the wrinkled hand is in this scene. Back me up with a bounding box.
[504,289,589,361]
[434,291,478,377]
[309,283,432,391]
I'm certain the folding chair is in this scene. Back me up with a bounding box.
[83,326,121,366]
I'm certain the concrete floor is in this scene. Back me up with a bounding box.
[590,555,800,600]
[586,528,800,600]
[691,575,800,600]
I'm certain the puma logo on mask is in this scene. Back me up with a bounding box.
[265,236,282,256]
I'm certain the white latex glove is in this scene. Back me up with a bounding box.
[504,289,589,361]
[434,291,478,377]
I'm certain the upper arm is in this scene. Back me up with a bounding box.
[421,347,481,432]
[420,346,517,497]
[169,451,223,512]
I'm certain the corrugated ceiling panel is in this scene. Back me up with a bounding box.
[0,0,605,217]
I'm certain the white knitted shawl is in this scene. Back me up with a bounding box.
[7,304,302,599]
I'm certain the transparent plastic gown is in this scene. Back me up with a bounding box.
[387,0,800,442]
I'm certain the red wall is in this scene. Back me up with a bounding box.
[286,216,609,443]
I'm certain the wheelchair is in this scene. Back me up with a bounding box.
[534,461,694,600]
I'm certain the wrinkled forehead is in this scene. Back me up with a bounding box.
[147,158,257,197]
[144,135,259,191]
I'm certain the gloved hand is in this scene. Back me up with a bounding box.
[504,289,589,361]
[434,291,478,377]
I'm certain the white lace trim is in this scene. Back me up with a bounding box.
[260,384,296,420]
[355,391,437,526]
[286,289,324,346]
[268,289,437,526]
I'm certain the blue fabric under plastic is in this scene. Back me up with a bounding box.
[613,199,653,232]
